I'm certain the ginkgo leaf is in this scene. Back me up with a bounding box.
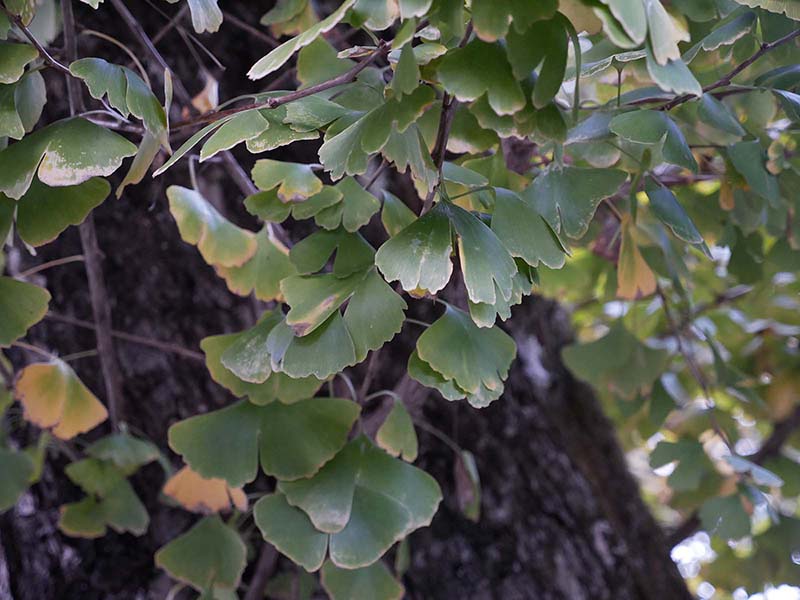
[69,57,169,147]
[650,439,713,492]
[0,276,50,346]
[727,140,780,204]
[215,226,296,302]
[318,177,381,233]
[155,516,246,593]
[86,432,160,475]
[0,70,45,139]
[321,559,404,600]
[617,214,657,300]
[163,466,247,514]
[0,118,137,199]
[16,177,110,246]
[390,43,419,96]
[490,188,566,269]
[645,44,702,97]
[376,399,418,462]
[252,159,323,202]
[375,203,453,297]
[609,110,697,172]
[0,41,38,84]
[202,329,322,405]
[248,0,356,80]
[186,0,223,34]
[269,437,441,568]
[290,228,375,277]
[683,11,756,63]
[167,186,257,268]
[283,271,366,337]
[381,191,416,237]
[197,110,269,161]
[444,202,516,307]
[526,165,627,239]
[414,304,516,405]
[699,494,751,540]
[0,447,34,511]
[645,181,704,244]
[697,94,746,137]
[562,321,670,398]
[732,0,800,19]
[437,39,525,116]
[645,0,689,66]
[60,457,149,536]
[471,0,557,41]
[505,17,568,108]
[16,359,108,439]
[468,260,536,328]
[598,0,647,45]
[168,398,360,486]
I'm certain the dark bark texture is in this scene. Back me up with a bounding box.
[1,3,691,599]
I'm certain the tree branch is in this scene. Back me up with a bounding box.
[0,5,72,75]
[242,543,279,600]
[171,41,390,131]
[660,27,800,111]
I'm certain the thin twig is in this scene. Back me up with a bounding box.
[243,543,279,600]
[1,6,71,76]
[11,341,56,361]
[17,255,85,279]
[62,0,125,428]
[358,349,382,402]
[171,42,391,131]
[223,11,279,49]
[45,312,205,361]
[660,28,800,112]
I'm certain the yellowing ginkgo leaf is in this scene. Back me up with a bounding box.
[163,466,247,514]
[617,215,657,300]
[167,185,257,268]
[15,359,108,439]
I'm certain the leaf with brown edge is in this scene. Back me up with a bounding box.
[252,159,324,202]
[215,226,297,302]
[617,215,657,300]
[167,185,257,268]
[15,359,108,440]
[163,466,247,514]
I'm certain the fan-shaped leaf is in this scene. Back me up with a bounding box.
[163,466,247,514]
[376,399,417,462]
[321,559,404,600]
[0,276,50,346]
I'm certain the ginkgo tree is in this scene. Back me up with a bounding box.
[0,0,799,598]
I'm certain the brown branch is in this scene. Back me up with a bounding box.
[243,543,279,600]
[170,41,390,131]
[45,312,205,362]
[60,0,126,427]
[0,6,71,75]
[661,27,800,111]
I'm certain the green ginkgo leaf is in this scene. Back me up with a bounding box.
[215,226,296,302]
[167,185,257,268]
[414,304,516,406]
[505,17,567,108]
[650,439,714,492]
[471,0,557,41]
[610,109,697,172]
[467,260,536,328]
[697,94,746,137]
[0,71,45,139]
[16,177,110,247]
[252,158,323,202]
[375,203,453,296]
[0,41,38,84]
[321,559,404,600]
[283,271,367,336]
[248,0,356,79]
[168,397,360,485]
[562,321,670,398]
[645,180,704,244]
[289,228,375,277]
[0,447,34,511]
[526,165,627,239]
[376,399,418,462]
[598,0,647,45]
[390,43,419,96]
[0,276,50,346]
[444,202,517,307]
[437,39,525,116]
[202,330,323,405]
[645,45,702,97]
[491,188,566,269]
[155,516,246,594]
[186,0,223,33]
[0,118,137,199]
[85,432,160,475]
[60,457,149,537]
[274,437,441,568]
[69,57,169,147]
[727,140,780,204]
[699,494,752,540]
[254,492,329,571]
[200,110,269,161]
[381,191,416,237]
[645,0,689,66]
